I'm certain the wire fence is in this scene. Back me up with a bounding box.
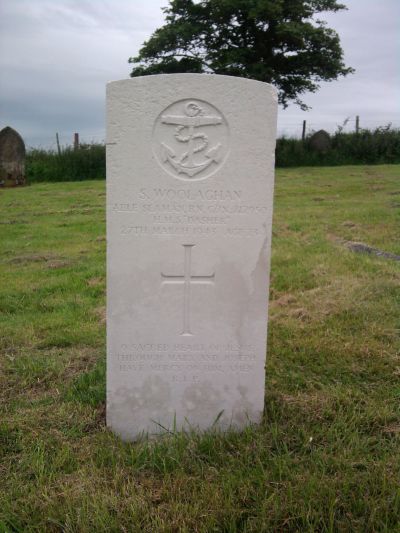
[23,116,400,149]
[27,132,106,151]
[278,116,400,139]
[26,121,400,181]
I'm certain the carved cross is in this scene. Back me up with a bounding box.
[161,244,215,336]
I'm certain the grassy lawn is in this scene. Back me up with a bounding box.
[1,165,399,532]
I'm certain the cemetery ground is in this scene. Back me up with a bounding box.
[1,165,399,532]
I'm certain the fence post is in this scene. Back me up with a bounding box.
[302,120,306,141]
[355,116,360,134]
[56,133,61,155]
[74,132,79,151]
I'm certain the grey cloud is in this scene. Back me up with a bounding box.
[0,0,398,145]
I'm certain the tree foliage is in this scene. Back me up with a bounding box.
[129,0,354,108]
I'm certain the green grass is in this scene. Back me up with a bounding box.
[1,165,400,532]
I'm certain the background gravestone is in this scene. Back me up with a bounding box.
[107,74,277,441]
[0,126,26,187]
[309,129,331,153]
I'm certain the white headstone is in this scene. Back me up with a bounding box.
[107,74,277,441]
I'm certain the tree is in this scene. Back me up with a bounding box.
[129,0,353,109]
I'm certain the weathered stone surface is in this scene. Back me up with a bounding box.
[0,126,26,187]
[343,240,400,261]
[106,74,277,440]
[309,129,331,152]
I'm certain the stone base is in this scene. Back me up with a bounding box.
[0,173,27,187]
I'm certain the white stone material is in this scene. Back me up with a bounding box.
[107,74,277,441]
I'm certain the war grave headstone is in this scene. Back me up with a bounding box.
[107,74,277,441]
[0,126,26,187]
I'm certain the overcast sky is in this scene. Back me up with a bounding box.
[0,0,399,148]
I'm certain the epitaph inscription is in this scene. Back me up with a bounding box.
[107,74,277,440]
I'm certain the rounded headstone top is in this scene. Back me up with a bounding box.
[309,129,331,153]
[0,126,26,163]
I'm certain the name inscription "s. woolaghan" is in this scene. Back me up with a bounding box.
[111,188,269,238]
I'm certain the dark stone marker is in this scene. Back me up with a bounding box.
[309,129,331,153]
[0,126,26,187]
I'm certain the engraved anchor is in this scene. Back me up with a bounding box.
[161,101,223,177]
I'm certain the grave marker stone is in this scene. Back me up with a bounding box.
[0,126,26,187]
[309,129,331,153]
[107,74,277,440]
